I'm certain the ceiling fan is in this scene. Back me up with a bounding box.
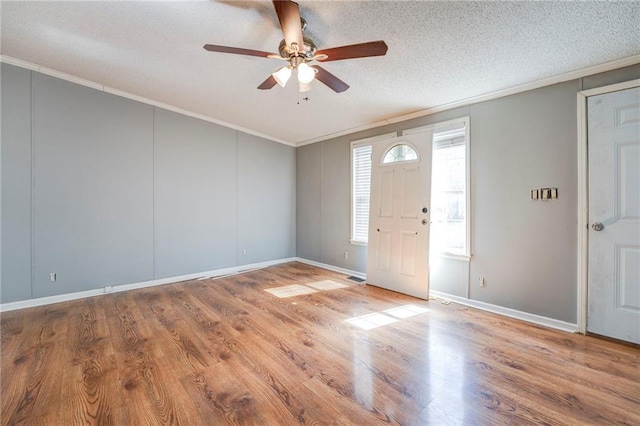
[203,0,388,93]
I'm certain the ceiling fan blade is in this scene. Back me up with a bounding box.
[311,65,349,93]
[272,0,304,51]
[203,44,276,58]
[258,75,278,90]
[315,40,388,62]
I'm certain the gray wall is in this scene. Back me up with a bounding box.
[296,64,640,323]
[237,132,296,265]
[153,109,236,279]
[296,142,322,260]
[1,63,296,304]
[1,64,32,302]
[468,81,580,320]
[32,74,155,298]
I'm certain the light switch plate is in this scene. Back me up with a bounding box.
[541,188,550,200]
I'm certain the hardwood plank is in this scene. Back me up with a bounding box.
[182,362,279,425]
[1,304,72,426]
[192,275,423,422]
[102,292,202,425]
[2,262,638,425]
[0,314,25,423]
[214,273,434,418]
[427,303,640,413]
[133,286,214,374]
[70,298,123,425]
[39,298,125,426]
[168,279,347,424]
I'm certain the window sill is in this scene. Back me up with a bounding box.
[349,239,368,246]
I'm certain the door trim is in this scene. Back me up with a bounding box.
[576,78,640,334]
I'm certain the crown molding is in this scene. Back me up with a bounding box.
[3,54,638,148]
[296,54,640,147]
[0,55,296,147]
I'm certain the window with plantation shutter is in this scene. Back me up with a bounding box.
[351,144,372,243]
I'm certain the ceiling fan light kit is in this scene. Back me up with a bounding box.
[273,66,292,87]
[297,62,316,84]
[203,0,388,94]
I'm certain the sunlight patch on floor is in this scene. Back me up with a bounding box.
[346,312,398,330]
[265,280,349,298]
[346,304,429,330]
[264,284,318,298]
[305,280,349,291]
[384,304,429,319]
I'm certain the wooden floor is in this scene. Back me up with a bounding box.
[1,262,638,425]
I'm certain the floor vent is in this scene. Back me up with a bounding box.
[347,276,365,283]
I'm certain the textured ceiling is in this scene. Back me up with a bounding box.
[1,1,639,145]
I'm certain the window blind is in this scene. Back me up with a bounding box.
[352,145,372,243]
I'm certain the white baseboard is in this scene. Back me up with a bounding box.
[1,257,578,335]
[294,257,366,280]
[292,260,577,333]
[429,290,578,333]
[0,257,298,312]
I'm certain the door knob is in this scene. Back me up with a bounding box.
[592,222,605,231]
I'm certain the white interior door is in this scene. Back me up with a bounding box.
[366,132,432,299]
[587,86,640,344]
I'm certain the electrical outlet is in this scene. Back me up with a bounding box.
[344,251,348,260]
[478,277,485,287]
[49,273,56,283]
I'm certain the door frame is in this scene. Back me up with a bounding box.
[576,78,640,334]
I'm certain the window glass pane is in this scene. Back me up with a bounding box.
[430,129,467,255]
[353,145,372,243]
[382,144,418,163]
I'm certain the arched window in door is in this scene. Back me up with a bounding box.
[382,144,418,164]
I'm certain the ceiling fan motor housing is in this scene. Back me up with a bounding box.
[278,36,317,59]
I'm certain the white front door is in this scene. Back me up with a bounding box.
[587,86,640,344]
[366,133,432,299]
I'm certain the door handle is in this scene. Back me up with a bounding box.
[591,222,605,231]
